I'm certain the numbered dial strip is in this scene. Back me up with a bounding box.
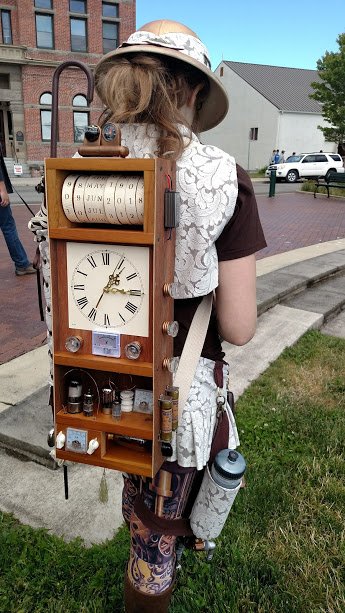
[62,174,144,225]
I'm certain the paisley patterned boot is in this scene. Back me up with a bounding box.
[124,572,174,612]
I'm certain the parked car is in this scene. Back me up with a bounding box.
[266,152,344,183]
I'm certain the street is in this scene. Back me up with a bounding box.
[9,177,301,209]
[252,179,304,195]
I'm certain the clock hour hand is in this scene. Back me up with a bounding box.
[105,287,142,296]
[107,257,125,287]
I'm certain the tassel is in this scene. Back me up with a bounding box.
[99,468,109,504]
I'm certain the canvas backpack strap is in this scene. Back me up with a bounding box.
[173,292,213,423]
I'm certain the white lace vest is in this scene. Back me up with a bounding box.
[120,124,238,298]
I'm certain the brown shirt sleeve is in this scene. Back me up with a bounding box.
[216,164,266,261]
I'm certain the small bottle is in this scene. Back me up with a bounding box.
[67,379,82,413]
[102,387,113,415]
[83,389,94,417]
[159,395,172,442]
[165,385,179,431]
[210,450,246,490]
[111,400,121,421]
[190,449,247,540]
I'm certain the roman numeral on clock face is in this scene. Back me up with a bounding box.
[125,301,137,314]
[77,296,88,309]
[126,272,137,281]
[88,308,97,321]
[73,284,85,291]
[87,255,97,268]
[104,314,110,326]
[102,252,110,266]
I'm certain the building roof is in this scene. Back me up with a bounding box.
[223,61,322,113]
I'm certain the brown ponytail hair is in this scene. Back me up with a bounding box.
[95,53,209,159]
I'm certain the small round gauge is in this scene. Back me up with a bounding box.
[65,335,83,353]
[102,122,117,142]
[84,125,100,142]
[125,341,142,360]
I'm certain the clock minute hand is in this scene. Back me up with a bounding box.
[95,290,105,308]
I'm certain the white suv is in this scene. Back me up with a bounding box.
[266,152,344,183]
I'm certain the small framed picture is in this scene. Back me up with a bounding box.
[133,389,153,414]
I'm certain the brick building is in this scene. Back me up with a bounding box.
[0,0,136,173]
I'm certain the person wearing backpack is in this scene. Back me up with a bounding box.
[94,19,267,612]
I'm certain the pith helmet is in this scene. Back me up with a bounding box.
[94,19,229,132]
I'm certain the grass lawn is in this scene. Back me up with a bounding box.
[1,330,344,612]
[301,180,345,198]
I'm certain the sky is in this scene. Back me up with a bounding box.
[136,0,345,72]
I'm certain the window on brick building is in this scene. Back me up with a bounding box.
[73,94,89,142]
[102,2,119,18]
[0,73,10,88]
[35,0,53,8]
[69,0,87,13]
[1,10,13,45]
[102,21,118,53]
[40,92,52,141]
[70,18,87,52]
[36,13,54,49]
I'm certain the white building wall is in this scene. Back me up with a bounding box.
[203,63,337,170]
[279,113,336,157]
[203,63,279,170]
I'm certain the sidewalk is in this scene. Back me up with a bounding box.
[1,189,345,545]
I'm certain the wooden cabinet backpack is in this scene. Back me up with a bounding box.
[46,156,177,478]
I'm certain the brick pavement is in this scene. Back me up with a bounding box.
[1,191,345,365]
[0,204,46,365]
[256,191,345,259]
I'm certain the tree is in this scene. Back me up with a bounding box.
[310,33,345,147]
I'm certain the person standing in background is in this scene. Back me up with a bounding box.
[274,149,280,163]
[269,149,276,164]
[0,144,36,276]
[280,150,285,162]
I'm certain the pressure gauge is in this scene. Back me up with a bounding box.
[124,341,142,360]
[65,335,83,353]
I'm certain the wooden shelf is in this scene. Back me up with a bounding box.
[45,157,156,172]
[54,351,154,376]
[56,408,153,439]
[56,446,152,477]
[49,228,155,244]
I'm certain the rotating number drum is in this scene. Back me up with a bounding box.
[62,174,80,222]
[62,174,145,225]
[114,175,130,224]
[135,176,144,223]
[83,175,108,223]
[73,176,89,222]
[103,174,121,224]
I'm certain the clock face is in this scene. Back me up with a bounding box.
[67,242,149,337]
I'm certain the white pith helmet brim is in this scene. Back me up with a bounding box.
[94,19,229,132]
